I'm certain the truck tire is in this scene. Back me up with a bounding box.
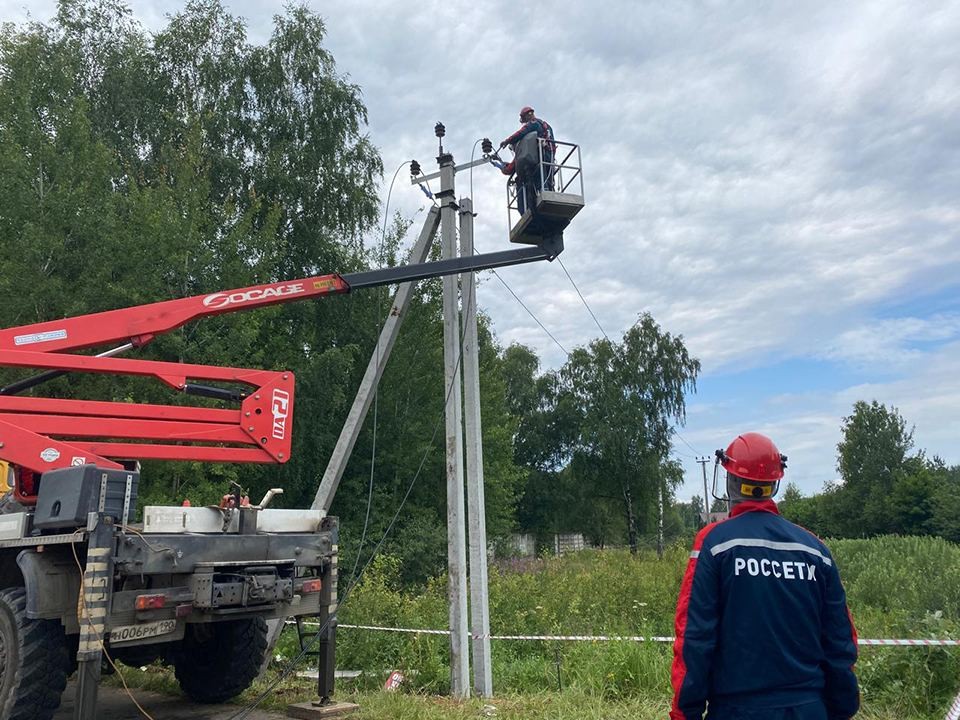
[0,587,69,720]
[173,618,268,704]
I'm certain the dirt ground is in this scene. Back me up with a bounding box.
[54,681,286,720]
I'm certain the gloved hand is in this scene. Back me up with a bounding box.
[499,140,509,149]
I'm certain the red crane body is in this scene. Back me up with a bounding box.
[0,274,349,502]
[0,237,559,503]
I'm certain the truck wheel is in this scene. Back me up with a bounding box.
[0,587,69,720]
[173,618,268,704]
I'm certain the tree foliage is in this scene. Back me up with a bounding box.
[0,0,385,506]
[781,401,959,542]
[503,315,701,553]
[833,400,914,534]
[1,1,708,583]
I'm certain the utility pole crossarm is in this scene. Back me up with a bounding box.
[412,156,494,185]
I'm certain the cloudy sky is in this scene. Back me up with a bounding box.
[5,0,959,500]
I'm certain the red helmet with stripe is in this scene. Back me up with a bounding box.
[519,106,534,119]
[719,432,787,482]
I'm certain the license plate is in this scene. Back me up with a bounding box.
[109,619,177,645]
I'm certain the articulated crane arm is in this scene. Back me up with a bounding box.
[0,213,561,503]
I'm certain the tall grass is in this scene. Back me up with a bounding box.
[276,536,960,718]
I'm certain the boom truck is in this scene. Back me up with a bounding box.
[0,133,583,719]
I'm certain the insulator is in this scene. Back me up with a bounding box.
[481,138,493,154]
[434,122,445,138]
[410,159,421,176]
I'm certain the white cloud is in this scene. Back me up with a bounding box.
[819,314,960,370]
[677,339,960,499]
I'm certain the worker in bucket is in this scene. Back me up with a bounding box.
[499,106,555,214]
[670,432,859,720]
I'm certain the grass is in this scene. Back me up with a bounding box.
[110,535,960,719]
[106,666,936,720]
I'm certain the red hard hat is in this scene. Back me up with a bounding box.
[719,432,786,482]
[520,106,534,116]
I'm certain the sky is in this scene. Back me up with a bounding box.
[4,0,959,500]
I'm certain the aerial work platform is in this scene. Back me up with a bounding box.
[507,138,584,245]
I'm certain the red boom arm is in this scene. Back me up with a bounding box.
[0,226,561,503]
[0,274,348,502]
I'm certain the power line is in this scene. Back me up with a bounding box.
[348,160,409,584]
[675,430,702,458]
[556,256,610,343]
[468,235,569,358]
[488,269,569,356]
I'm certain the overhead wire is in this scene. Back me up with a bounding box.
[556,256,610,343]
[346,160,410,585]
[530,185,705,478]
[350,160,402,577]
[467,153,686,535]
[554,252,705,460]
[487,270,569,357]
[468,139,703,475]
[468,235,569,358]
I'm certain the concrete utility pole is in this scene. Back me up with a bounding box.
[697,456,710,526]
[459,197,493,696]
[437,146,470,698]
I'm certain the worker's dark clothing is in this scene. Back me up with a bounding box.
[707,700,828,720]
[670,500,859,720]
[501,117,555,215]
[502,117,555,153]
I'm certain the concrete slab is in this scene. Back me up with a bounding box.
[55,681,287,719]
[287,701,359,719]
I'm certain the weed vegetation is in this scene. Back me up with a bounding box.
[274,536,960,719]
[110,535,960,719]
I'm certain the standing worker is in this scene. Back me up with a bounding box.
[499,106,556,214]
[670,432,859,720]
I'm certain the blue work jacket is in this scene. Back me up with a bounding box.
[670,500,859,720]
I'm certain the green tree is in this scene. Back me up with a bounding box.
[834,400,914,535]
[779,482,833,535]
[672,494,704,532]
[929,464,960,542]
[500,343,580,544]
[559,314,700,553]
[0,0,384,502]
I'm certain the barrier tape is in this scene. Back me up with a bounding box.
[293,621,960,647]
[291,621,960,717]
[947,689,960,720]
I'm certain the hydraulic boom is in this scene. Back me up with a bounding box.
[0,229,562,503]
